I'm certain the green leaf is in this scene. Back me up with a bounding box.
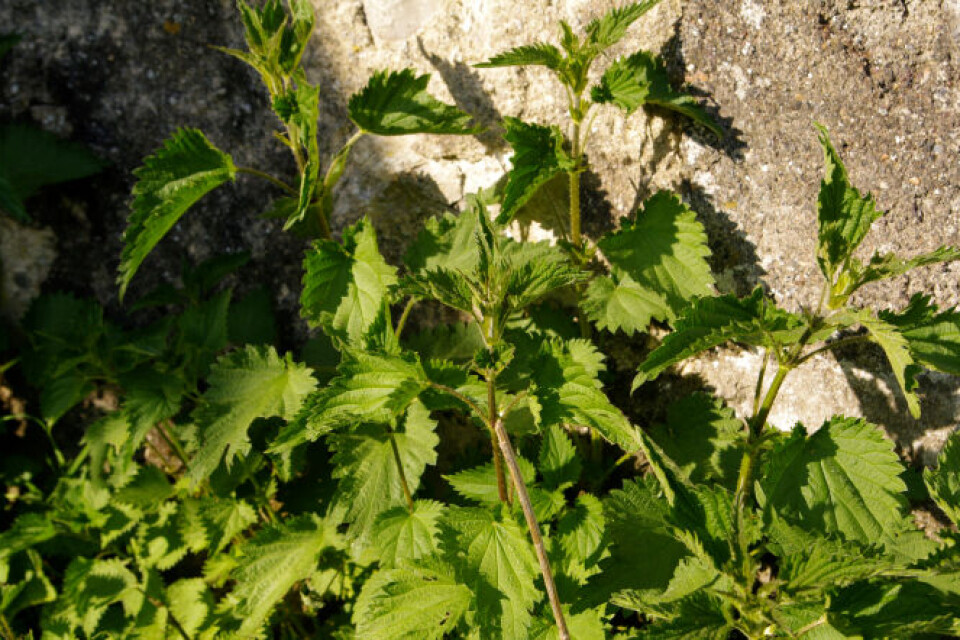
[40,372,94,425]
[476,43,564,70]
[530,609,606,640]
[354,560,472,640]
[879,293,960,376]
[219,515,327,637]
[0,513,56,561]
[759,418,909,547]
[649,393,745,488]
[539,424,581,490]
[634,287,806,389]
[228,285,277,345]
[0,550,56,619]
[165,578,215,637]
[0,123,105,222]
[300,216,398,343]
[119,128,236,298]
[179,496,258,555]
[498,117,575,224]
[591,191,714,332]
[531,338,639,452]
[404,210,481,275]
[441,506,540,639]
[372,500,444,567]
[189,345,317,482]
[830,581,960,637]
[834,309,921,417]
[348,69,479,136]
[445,457,535,505]
[635,593,732,640]
[329,402,439,541]
[557,494,605,569]
[584,1,661,50]
[845,245,960,297]
[926,428,960,525]
[591,51,721,136]
[814,123,884,287]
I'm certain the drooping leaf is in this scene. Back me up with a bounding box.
[372,500,444,567]
[926,427,960,525]
[591,52,721,136]
[593,191,714,331]
[814,123,884,288]
[189,345,317,482]
[329,402,439,542]
[218,515,327,637]
[354,560,473,640]
[0,123,105,222]
[348,69,479,136]
[441,506,541,639]
[531,338,639,452]
[497,117,575,224]
[476,43,565,70]
[759,418,909,547]
[633,287,806,389]
[119,129,236,298]
[300,216,398,343]
[880,293,960,377]
[584,1,662,50]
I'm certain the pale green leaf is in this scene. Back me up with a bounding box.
[634,593,731,640]
[404,210,480,274]
[633,287,807,389]
[118,129,236,297]
[0,513,56,561]
[348,69,479,136]
[830,581,960,637]
[329,402,438,541]
[476,43,564,70]
[372,500,444,567]
[759,418,908,547]
[530,609,606,640]
[596,191,714,329]
[300,216,398,343]
[354,560,472,640]
[880,293,960,376]
[582,273,669,335]
[189,345,317,482]
[585,1,661,50]
[444,457,535,505]
[538,424,581,490]
[498,117,575,223]
[557,494,605,568]
[165,578,215,637]
[218,515,327,637]
[847,245,960,295]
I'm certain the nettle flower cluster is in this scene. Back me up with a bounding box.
[3,2,960,639]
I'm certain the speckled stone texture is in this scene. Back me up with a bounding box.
[1,0,958,457]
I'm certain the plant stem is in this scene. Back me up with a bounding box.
[734,364,790,512]
[427,382,488,425]
[157,420,190,471]
[493,416,569,640]
[487,373,509,504]
[237,167,297,195]
[388,431,415,512]
[796,334,871,365]
[395,298,416,338]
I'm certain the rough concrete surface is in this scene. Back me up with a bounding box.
[1,0,958,458]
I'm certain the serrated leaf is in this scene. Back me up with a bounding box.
[830,581,960,637]
[759,418,908,547]
[354,560,472,640]
[833,309,921,417]
[582,273,670,335]
[557,494,605,569]
[649,393,745,488]
[814,123,884,287]
[584,1,661,50]
[633,287,806,389]
[441,506,541,639]
[444,457,535,505]
[165,578,215,637]
[880,293,960,376]
[592,51,721,136]
[845,245,960,297]
[372,500,444,567]
[404,210,481,274]
[530,609,606,640]
[539,424,581,489]
[0,513,56,561]
[348,69,478,136]
[476,43,564,70]
[118,129,236,298]
[0,123,105,222]
[329,402,438,541]
[498,117,575,224]
[532,338,639,452]
[301,216,397,343]
[189,345,317,482]
[40,372,93,425]
[926,427,960,525]
[180,496,258,555]
[219,514,327,637]
[595,191,714,331]
[0,550,56,619]
[634,593,731,640]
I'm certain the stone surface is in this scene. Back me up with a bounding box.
[1,0,959,456]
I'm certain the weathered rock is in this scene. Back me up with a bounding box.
[1,0,958,455]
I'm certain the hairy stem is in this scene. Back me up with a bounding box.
[395,298,416,338]
[388,431,415,512]
[796,333,871,365]
[734,364,790,512]
[237,167,297,195]
[493,416,569,640]
[487,374,509,504]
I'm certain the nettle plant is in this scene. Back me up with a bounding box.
[599,127,960,638]
[3,1,960,640]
